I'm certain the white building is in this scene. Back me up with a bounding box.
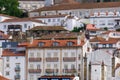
[0,14,18,22]
[26,36,92,80]
[31,14,84,31]
[29,2,120,18]
[89,11,120,29]
[2,49,26,80]
[18,0,45,12]
[0,18,46,34]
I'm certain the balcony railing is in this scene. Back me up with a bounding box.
[29,58,42,62]
[63,69,76,73]
[14,75,20,79]
[29,69,41,73]
[63,57,76,62]
[45,69,58,73]
[15,67,20,72]
[46,57,59,62]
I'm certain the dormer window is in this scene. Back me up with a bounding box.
[53,42,59,46]
[102,44,106,48]
[67,41,73,46]
[38,42,44,47]
[109,44,113,47]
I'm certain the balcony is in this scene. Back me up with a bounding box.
[29,58,42,62]
[45,69,58,73]
[46,57,59,62]
[63,57,76,62]
[15,67,20,72]
[14,75,20,79]
[63,69,76,73]
[29,69,41,73]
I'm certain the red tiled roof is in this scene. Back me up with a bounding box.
[2,18,44,23]
[86,24,99,31]
[0,75,9,80]
[29,26,67,31]
[28,39,84,48]
[99,38,119,44]
[31,2,120,12]
[90,36,106,42]
[2,49,25,57]
[31,14,68,18]
[0,14,18,19]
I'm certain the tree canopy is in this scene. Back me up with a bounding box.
[0,0,23,17]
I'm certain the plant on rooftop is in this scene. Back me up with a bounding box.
[103,27,108,31]
[0,0,23,17]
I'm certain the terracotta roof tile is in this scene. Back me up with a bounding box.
[99,38,119,44]
[86,24,99,31]
[28,39,84,48]
[2,18,44,23]
[90,36,106,42]
[31,14,68,18]
[31,2,120,12]
[2,49,25,57]
[0,75,9,80]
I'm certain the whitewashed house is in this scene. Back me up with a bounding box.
[1,42,26,80]
[0,18,46,34]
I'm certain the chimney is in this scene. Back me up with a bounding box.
[77,35,81,45]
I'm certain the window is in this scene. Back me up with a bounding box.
[53,42,59,46]
[108,20,114,25]
[57,19,60,22]
[47,53,51,57]
[24,24,27,28]
[37,52,41,57]
[30,75,34,80]
[109,44,113,47]
[64,52,68,57]
[30,53,34,58]
[6,64,9,67]
[48,19,51,22]
[54,64,57,68]
[64,64,68,69]
[71,64,75,69]
[4,25,6,29]
[30,64,34,69]
[53,19,56,22]
[99,20,106,26]
[6,57,9,62]
[38,42,44,47]
[54,52,58,57]
[47,64,51,68]
[67,42,73,46]
[6,71,9,76]
[37,64,40,69]
[16,57,18,59]
[102,44,106,48]
[71,52,75,57]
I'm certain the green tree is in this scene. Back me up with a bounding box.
[0,0,23,17]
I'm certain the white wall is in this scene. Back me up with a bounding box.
[3,56,25,80]
[0,21,45,34]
